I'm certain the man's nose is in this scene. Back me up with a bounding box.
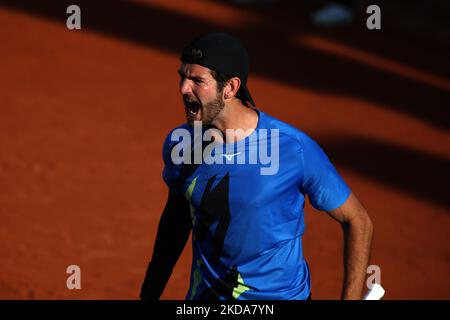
[179,78,192,95]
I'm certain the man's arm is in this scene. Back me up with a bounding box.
[326,192,373,300]
[140,190,192,300]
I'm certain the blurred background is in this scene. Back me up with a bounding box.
[0,0,449,299]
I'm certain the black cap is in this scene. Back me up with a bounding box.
[180,32,255,107]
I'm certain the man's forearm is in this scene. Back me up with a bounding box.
[341,213,373,300]
[140,191,192,300]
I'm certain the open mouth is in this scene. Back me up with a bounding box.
[184,99,201,117]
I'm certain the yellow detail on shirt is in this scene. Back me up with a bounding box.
[232,272,250,299]
[185,176,198,226]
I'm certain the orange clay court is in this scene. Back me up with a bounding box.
[0,0,449,299]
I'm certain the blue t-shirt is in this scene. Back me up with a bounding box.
[162,110,351,300]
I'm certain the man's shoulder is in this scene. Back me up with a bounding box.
[161,123,193,160]
[259,111,313,148]
[163,122,192,144]
[166,123,192,136]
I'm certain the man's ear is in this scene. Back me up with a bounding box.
[223,77,241,100]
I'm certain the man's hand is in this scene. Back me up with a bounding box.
[327,192,373,300]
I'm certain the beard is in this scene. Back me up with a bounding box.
[184,91,225,127]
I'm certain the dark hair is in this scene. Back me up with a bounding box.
[209,70,231,91]
[210,69,248,105]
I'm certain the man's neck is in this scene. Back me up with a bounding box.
[211,100,258,143]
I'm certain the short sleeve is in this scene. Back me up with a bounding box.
[162,129,184,195]
[299,133,351,211]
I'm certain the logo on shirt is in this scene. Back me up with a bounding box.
[222,152,241,161]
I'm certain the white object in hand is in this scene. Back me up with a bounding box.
[363,283,385,300]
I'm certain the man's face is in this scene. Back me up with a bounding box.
[178,63,225,126]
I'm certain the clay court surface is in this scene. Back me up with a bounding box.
[1,1,449,299]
